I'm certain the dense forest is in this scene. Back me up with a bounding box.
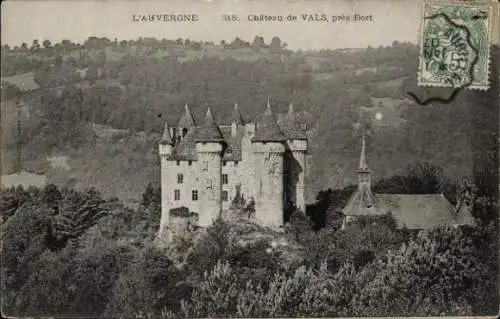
[2,37,497,204]
[1,160,498,317]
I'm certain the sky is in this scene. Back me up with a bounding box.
[1,0,425,50]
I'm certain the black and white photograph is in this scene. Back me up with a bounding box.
[1,0,499,317]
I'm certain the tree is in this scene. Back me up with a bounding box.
[352,226,491,316]
[31,39,40,51]
[42,40,52,49]
[270,36,282,53]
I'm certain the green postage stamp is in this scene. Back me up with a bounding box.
[418,1,494,90]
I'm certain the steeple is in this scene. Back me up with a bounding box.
[286,102,296,122]
[205,106,213,122]
[359,134,369,171]
[357,134,371,188]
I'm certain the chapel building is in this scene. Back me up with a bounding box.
[342,136,475,229]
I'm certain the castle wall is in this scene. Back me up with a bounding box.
[159,157,200,237]
[252,142,285,227]
[222,161,241,210]
[240,128,256,202]
[196,142,223,226]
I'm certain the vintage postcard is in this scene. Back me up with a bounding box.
[1,0,499,318]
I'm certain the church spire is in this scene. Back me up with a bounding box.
[359,134,368,171]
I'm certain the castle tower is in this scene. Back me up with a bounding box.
[175,103,196,141]
[158,122,174,237]
[285,103,308,212]
[252,100,286,227]
[195,107,225,227]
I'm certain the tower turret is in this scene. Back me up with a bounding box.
[158,122,174,238]
[252,100,286,228]
[285,102,308,212]
[195,107,225,227]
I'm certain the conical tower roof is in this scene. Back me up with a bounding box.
[252,100,286,142]
[195,107,225,143]
[231,103,245,125]
[159,122,174,145]
[177,103,196,128]
[282,102,307,140]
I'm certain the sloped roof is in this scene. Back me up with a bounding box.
[276,104,308,140]
[169,127,198,161]
[177,103,196,128]
[231,103,245,125]
[159,123,174,145]
[194,107,225,143]
[252,102,286,142]
[376,194,474,229]
[342,187,386,217]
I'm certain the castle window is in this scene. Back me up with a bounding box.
[182,128,188,137]
[192,190,198,201]
[223,161,227,167]
[222,174,228,185]
[188,160,192,166]
[222,190,228,202]
[174,189,180,201]
[227,148,232,154]
[176,161,180,166]
[234,161,239,167]
[177,173,184,184]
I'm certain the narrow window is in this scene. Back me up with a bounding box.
[234,161,239,167]
[222,174,229,185]
[223,161,227,167]
[222,190,228,202]
[177,173,184,184]
[192,190,198,201]
[174,189,180,201]
[188,160,192,166]
[176,160,180,166]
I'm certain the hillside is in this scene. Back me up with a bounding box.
[2,37,495,204]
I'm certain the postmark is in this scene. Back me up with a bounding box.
[418,1,493,90]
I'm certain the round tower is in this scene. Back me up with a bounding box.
[252,101,286,228]
[195,107,225,227]
[158,122,174,238]
[285,103,308,212]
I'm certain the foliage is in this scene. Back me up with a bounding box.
[104,245,189,318]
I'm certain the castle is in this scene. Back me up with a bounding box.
[342,136,475,229]
[158,101,308,239]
